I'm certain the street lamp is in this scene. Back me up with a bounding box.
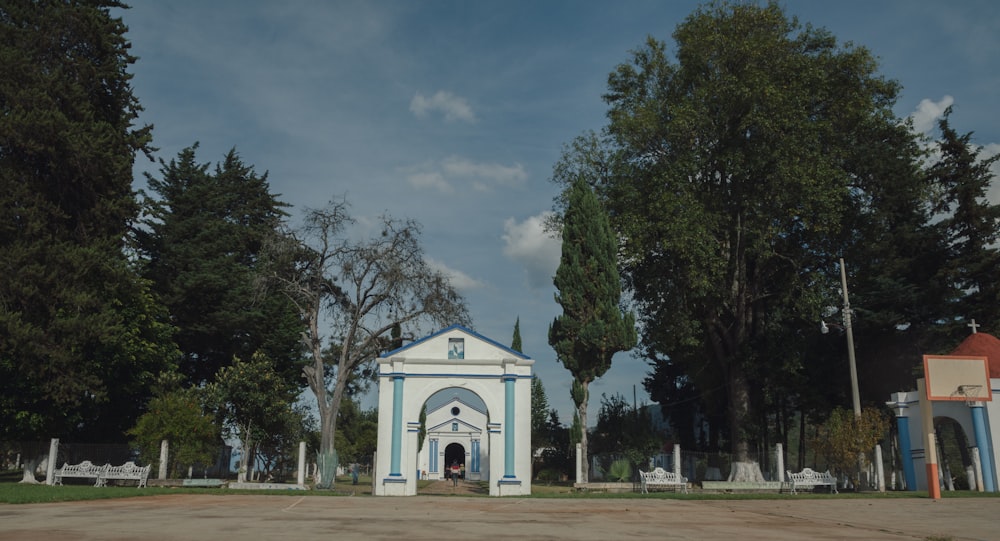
[821,258,862,418]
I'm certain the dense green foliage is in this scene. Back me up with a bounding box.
[138,145,302,387]
[590,393,659,470]
[0,0,177,441]
[549,177,637,480]
[211,351,301,479]
[128,389,220,478]
[552,1,1000,465]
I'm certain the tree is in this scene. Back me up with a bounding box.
[928,107,1000,338]
[138,145,301,387]
[0,0,175,444]
[811,407,888,490]
[128,387,221,479]
[590,393,658,468]
[263,199,469,488]
[548,177,637,483]
[530,377,551,461]
[512,316,523,352]
[560,2,925,476]
[211,351,300,482]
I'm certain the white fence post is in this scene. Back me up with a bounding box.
[673,444,681,476]
[45,438,59,485]
[775,443,785,482]
[297,441,306,486]
[874,444,886,492]
[159,440,169,480]
[575,443,583,484]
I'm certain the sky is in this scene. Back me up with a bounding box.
[118,1,1000,425]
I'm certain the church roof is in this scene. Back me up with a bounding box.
[950,332,1000,378]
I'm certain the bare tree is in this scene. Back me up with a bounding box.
[263,199,470,487]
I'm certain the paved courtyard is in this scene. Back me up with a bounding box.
[0,494,995,540]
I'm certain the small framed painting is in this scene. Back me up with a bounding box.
[448,338,464,359]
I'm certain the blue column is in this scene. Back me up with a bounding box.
[971,404,996,492]
[896,416,917,491]
[504,375,516,478]
[389,375,404,476]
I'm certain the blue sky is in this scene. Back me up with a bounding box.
[120,1,1000,424]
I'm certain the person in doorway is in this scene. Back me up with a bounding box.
[450,461,460,486]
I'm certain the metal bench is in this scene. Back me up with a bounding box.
[639,467,688,493]
[54,460,107,486]
[99,461,151,488]
[786,468,837,494]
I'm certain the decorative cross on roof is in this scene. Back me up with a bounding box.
[968,319,981,334]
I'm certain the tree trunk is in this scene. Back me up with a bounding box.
[728,362,751,463]
[578,381,590,483]
[20,457,41,484]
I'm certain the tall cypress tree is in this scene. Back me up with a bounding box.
[548,177,637,482]
[0,0,176,442]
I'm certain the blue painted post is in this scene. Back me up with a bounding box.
[389,375,404,476]
[504,375,515,478]
[896,415,917,491]
[970,404,996,492]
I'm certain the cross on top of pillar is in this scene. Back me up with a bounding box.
[968,319,981,334]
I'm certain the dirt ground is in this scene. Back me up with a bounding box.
[0,493,995,541]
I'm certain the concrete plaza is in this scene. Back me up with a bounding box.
[0,494,995,540]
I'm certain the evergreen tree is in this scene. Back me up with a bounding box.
[558,2,930,470]
[512,316,523,352]
[548,177,637,482]
[928,107,1000,338]
[0,0,175,442]
[138,145,301,386]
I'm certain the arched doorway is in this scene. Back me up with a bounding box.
[935,416,975,490]
[373,325,533,496]
[444,443,465,478]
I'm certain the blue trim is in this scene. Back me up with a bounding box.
[380,324,530,360]
[971,405,996,492]
[896,416,917,491]
[381,372,533,380]
[383,477,407,484]
[504,377,515,478]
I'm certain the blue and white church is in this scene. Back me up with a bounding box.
[373,325,534,496]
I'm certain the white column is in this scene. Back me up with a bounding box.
[775,443,785,482]
[673,444,681,476]
[575,443,583,484]
[874,444,885,492]
[297,441,306,486]
[159,440,169,480]
[45,438,58,486]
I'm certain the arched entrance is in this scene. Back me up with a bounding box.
[444,443,465,478]
[935,416,975,490]
[373,325,533,496]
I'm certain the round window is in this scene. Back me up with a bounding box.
[451,406,461,416]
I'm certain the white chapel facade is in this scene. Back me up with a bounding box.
[373,324,533,496]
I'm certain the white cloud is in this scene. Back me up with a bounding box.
[910,95,955,134]
[406,171,453,193]
[502,212,561,289]
[442,156,527,188]
[425,257,484,291]
[400,155,527,194]
[410,90,476,123]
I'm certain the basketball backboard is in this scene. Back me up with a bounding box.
[923,355,992,402]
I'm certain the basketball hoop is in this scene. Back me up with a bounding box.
[957,384,985,406]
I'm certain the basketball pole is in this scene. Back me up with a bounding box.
[917,379,941,500]
[839,258,862,418]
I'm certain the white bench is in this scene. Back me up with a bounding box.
[639,467,688,493]
[98,461,151,488]
[786,468,837,494]
[54,460,107,486]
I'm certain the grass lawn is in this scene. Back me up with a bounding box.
[2,469,997,504]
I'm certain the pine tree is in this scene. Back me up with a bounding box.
[548,177,637,482]
[139,145,300,386]
[0,0,175,442]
